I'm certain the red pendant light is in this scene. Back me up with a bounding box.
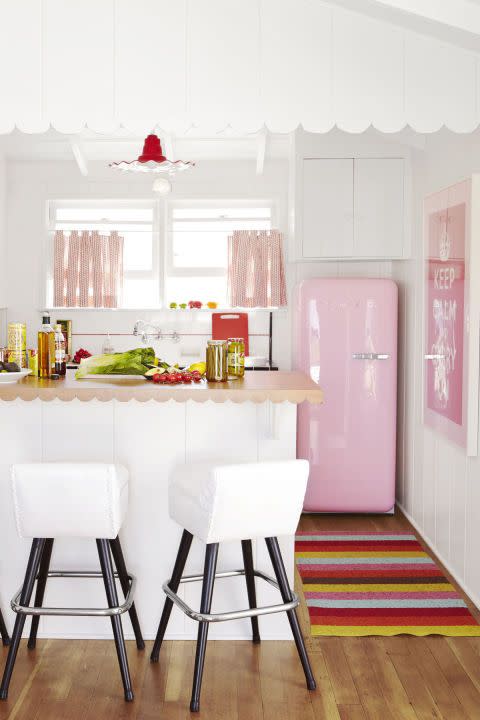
[110,133,194,175]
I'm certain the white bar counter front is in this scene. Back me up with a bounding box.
[0,371,323,641]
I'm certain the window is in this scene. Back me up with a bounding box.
[48,201,158,308]
[165,202,273,306]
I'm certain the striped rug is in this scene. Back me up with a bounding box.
[295,531,480,637]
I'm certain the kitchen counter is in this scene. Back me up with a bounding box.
[0,370,323,404]
[0,369,323,643]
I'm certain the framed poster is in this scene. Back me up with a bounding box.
[424,178,480,456]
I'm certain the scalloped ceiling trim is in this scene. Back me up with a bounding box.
[0,121,479,137]
[1,0,479,136]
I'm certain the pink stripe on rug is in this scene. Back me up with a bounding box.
[295,531,416,536]
[304,591,459,600]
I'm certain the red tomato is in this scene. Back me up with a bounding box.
[152,373,161,384]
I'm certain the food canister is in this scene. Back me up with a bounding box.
[8,323,27,368]
[206,340,228,382]
[227,337,245,379]
[8,323,26,349]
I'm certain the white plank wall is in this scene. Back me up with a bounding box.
[393,129,480,609]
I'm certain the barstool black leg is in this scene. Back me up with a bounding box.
[190,542,218,713]
[0,538,46,700]
[241,539,260,643]
[151,529,193,663]
[96,539,134,702]
[28,538,54,650]
[0,609,10,646]
[109,536,145,651]
[265,537,316,691]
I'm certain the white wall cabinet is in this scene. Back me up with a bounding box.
[301,157,406,259]
[303,158,354,258]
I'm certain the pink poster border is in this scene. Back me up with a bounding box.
[423,178,479,455]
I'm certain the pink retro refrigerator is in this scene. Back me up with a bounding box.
[295,278,398,513]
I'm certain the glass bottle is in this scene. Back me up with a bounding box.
[102,332,115,354]
[38,313,55,378]
[54,324,66,376]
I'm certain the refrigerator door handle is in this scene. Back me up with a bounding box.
[352,353,390,360]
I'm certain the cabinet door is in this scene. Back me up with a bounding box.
[354,158,404,258]
[302,158,354,258]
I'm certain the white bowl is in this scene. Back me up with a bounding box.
[0,368,32,384]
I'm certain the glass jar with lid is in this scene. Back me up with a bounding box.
[206,340,228,382]
[227,337,245,379]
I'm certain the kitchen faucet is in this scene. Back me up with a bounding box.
[133,320,180,343]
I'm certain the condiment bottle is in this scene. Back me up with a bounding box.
[54,324,66,376]
[38,313,55,378]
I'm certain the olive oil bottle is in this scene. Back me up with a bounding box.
[38,313,55,378]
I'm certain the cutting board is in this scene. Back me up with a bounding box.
[212,313,249,356]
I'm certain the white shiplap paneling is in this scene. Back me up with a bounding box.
[393,130,480,610]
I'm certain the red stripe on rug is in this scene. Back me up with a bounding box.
[299,568,443,579]
[310,616,478,626]
[308,607,471,618]
[298,563,437,572]
[296,541,423,550]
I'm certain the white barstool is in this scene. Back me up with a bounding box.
[0,463,144,702]
[150,459,316,713]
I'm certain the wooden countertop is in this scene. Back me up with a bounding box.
[0,370,324,404]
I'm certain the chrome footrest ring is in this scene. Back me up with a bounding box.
[11,570,136,617]
[163,568,299,623]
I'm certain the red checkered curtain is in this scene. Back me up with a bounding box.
[227,229,287,308]
[54,230,124,308]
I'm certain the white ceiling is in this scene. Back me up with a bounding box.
[329,0,480,51]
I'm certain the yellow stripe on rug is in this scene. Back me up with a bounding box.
[311,625,480,637]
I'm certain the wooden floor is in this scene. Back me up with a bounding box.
[1,508,480,719]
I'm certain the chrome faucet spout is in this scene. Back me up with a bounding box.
[133,320,178,343]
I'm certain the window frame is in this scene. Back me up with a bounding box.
[165,198,278,282]
[47,198,161,309]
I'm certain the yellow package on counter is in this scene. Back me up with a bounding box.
[28,350,38,376]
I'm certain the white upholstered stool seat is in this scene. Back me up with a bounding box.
[1,462,143,704]
[152,458,316,713]
[169,459,309,544]
[12,463,128,539]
